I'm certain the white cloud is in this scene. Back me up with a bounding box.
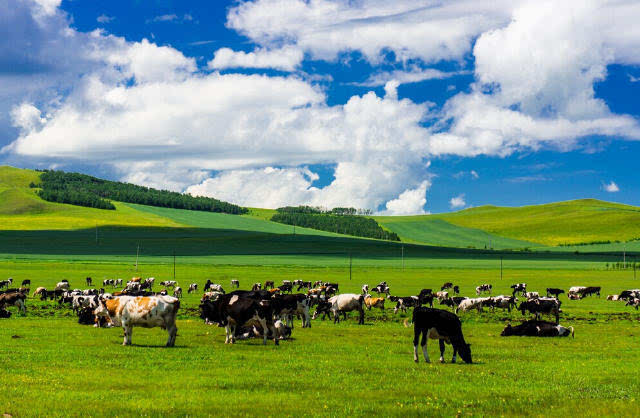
[208,47,303,71]
[150,14,177,22]
[381,181,429,215]
[603,181,619,193]
[470,170,479,179]
[357,68,463,87]
[630,74,640,83]
[449,194,466,209]
[97,14,114,24]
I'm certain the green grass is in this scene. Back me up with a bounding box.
[1,260,639,417]
[376,217,535,249]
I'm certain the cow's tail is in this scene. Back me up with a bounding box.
[570,326,574,338]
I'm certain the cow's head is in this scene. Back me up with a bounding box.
[458,342,472,363]
[312,301,331,320]
[500,323,514,336]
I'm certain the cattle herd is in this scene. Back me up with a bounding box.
[1,276,639,364]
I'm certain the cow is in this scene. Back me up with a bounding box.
[115,279,123,288]
[544,288,562,298]
[511,283,527,296]
[452,285,460,295]
[435,291,449,301]
[273,293,311,328]
[94,295,179,346]
[252,283,262,291]
[525,292,540,299]
[606,294,620,301]
[160,280,177,289]
[264,280,275,290]
[313,280,324,288]
[0,291,26,313]
[456,298,490,314]
[475,284,492,295]
[54,281,70,292]
[21,279,31,288]
[142,278,154,291]
[501,320,574,337]
[568,286,586,299]
[418,289,434,307]
[389,296,420,314]
[234,319,291,341]
[490,295,518,312]
[581,286,601,298]
[362,284,369,294]
[364,294,385,311]
[33,287,47,297]
[439,296,468,310]
[371,283,389,296]
[200,294,279,345]
[173,287,183,298]
[312,294,365,324]
[85,277,92,287]
[441,282,453,291]
[188,283,198,294]
[296,281,312,291]
[230,279,240,289]
[619,290,640,300]
[626,298,640,310]
[279,283,293,294]
[72,295,99,313]
[412,307,472,364]
[0,278,12,289]
[518,298,561,324]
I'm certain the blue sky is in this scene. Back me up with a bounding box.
[2,0,640,213]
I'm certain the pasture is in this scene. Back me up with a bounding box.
[1,258,639,417]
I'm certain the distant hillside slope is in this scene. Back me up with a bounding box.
[437,199,640,246]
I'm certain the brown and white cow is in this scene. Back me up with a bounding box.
[94,296,180,346]
[0,291,26,314]
[364,294,385,311]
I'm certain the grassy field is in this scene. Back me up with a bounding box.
[1,260,639,416]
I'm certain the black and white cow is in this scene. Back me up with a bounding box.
[412,307,472,364]
[230,279,240,289]
[372,282,389,296]
[188,283,198,294]
[475,284,492,295]
[489,295,518,312]
[21,279,31,288]
[85,277,92,287]
[518,297,561,324]
[418,289,434,307]
[272,293,311,328]
[501,320,574,337]
[389,296,420,313]
[511,283,527,296]
[439,296,468,309]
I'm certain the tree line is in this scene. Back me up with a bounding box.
[31,170,247,214]
[271,206,399,241]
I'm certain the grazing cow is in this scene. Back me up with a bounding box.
[412,307,472,364]
[279,283,293,294]
[85,277,92,287]
[313,280,323,288]
[435,291,449,301]
[364,294,385,311]
[292,280,303,287]
[452,285,460,295]
[103,279,113,287]
[456,298,490,314]
[0,279,12,290]
[114,279,123,288]
[312,294,365,324]
[490,295,518,312]
[173,287,183,298]
[21,279,31,288]
[296,281,312,291]
[606,294,620,301]
[510,283,527,296]
[0,291,26,313]
[518,298,561,324]
[626,298,640,310]
[619,290,640,300]
[525,292,540,299]
[546,288,564,298]
[282,280,292,287]
[389,296,421,314]
[94,296,180,346]
[54,281,69,291]
[252,283,262,291]
[501,320,574,337]
[362,284,369,294]
[33,287,47,297]
[230,279,240,288]
[372,283,390,296]
[418,289,434,307]
[441,282,453,291]
[160,281,177,289]
[581,286,601,298]
[475,284,492,295]
[264,280,275,290]
[439,297,468,310]
[200,294,279,345]
[143,278,154,291]
[188,283,198,294]
[273,293,311,328]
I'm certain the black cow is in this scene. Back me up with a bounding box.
[264,280,275,290]
[412,307,472,364]
[418,289,434,307]
[0,308,11,318]
[200,294,279,345]
[546,288,564,298]
[21,279,31,288]
[452,285,460,295]
[619,290,640,301]
[324,283,339,292]
[518,298,561,324]
[296,281,312,291]
[511,283,527,296]
[86,277,93,287]
[228,289,273,300]
[441,282,453,291]
[279,283,293,294]
[501,320,574,337]
[581,286,601,298]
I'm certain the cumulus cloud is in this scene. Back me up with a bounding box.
[603,181,619,192]
[97,14,114,23]
[208,47,303,71]
[470,170,479,179]
[357,68,464,87]
[449,194,466,209]
[382,181,429,215]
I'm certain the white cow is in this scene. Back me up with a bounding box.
[93,296,180,346]
[525,292,540,299]
[312,293,365,324]
[456,297,490,314]
[160,281,177,289]
[54,281,69,291]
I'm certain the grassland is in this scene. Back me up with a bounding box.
[1,260,639,417]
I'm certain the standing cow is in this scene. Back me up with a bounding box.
[412,307,472,364]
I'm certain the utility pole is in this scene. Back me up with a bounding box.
[135,244,140,272]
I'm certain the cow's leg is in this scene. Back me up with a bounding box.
[166,318,177,347]
[451,346,458,363]
[421,331,430,363]
[358,307,364,325]
[304,308,311,328]
[122,323,132,346]
[334,309,339,323]
[439,339,446,363]
[224,325,231,344]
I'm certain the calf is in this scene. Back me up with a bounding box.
[475,284,492,295]
[510,283,527,296]
[188,283,198,294]
[312,294,364,325]
[94,296,180,346]
[546,288,564,298]
[364,294,385,311]
[230,279,240,288]
[200,294,279,345]
[412,307,472,364]
[518,298,561,324]
[501,320,574,337]
[606,294,620,301]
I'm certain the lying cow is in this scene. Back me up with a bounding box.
[94,295,180,346]
[568,286,586,299]
[501,320,574,337]
[412,307,472,364]
[235,319,291,341]
[312,294,364,325]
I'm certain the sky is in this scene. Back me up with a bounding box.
[1,0,640,214]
